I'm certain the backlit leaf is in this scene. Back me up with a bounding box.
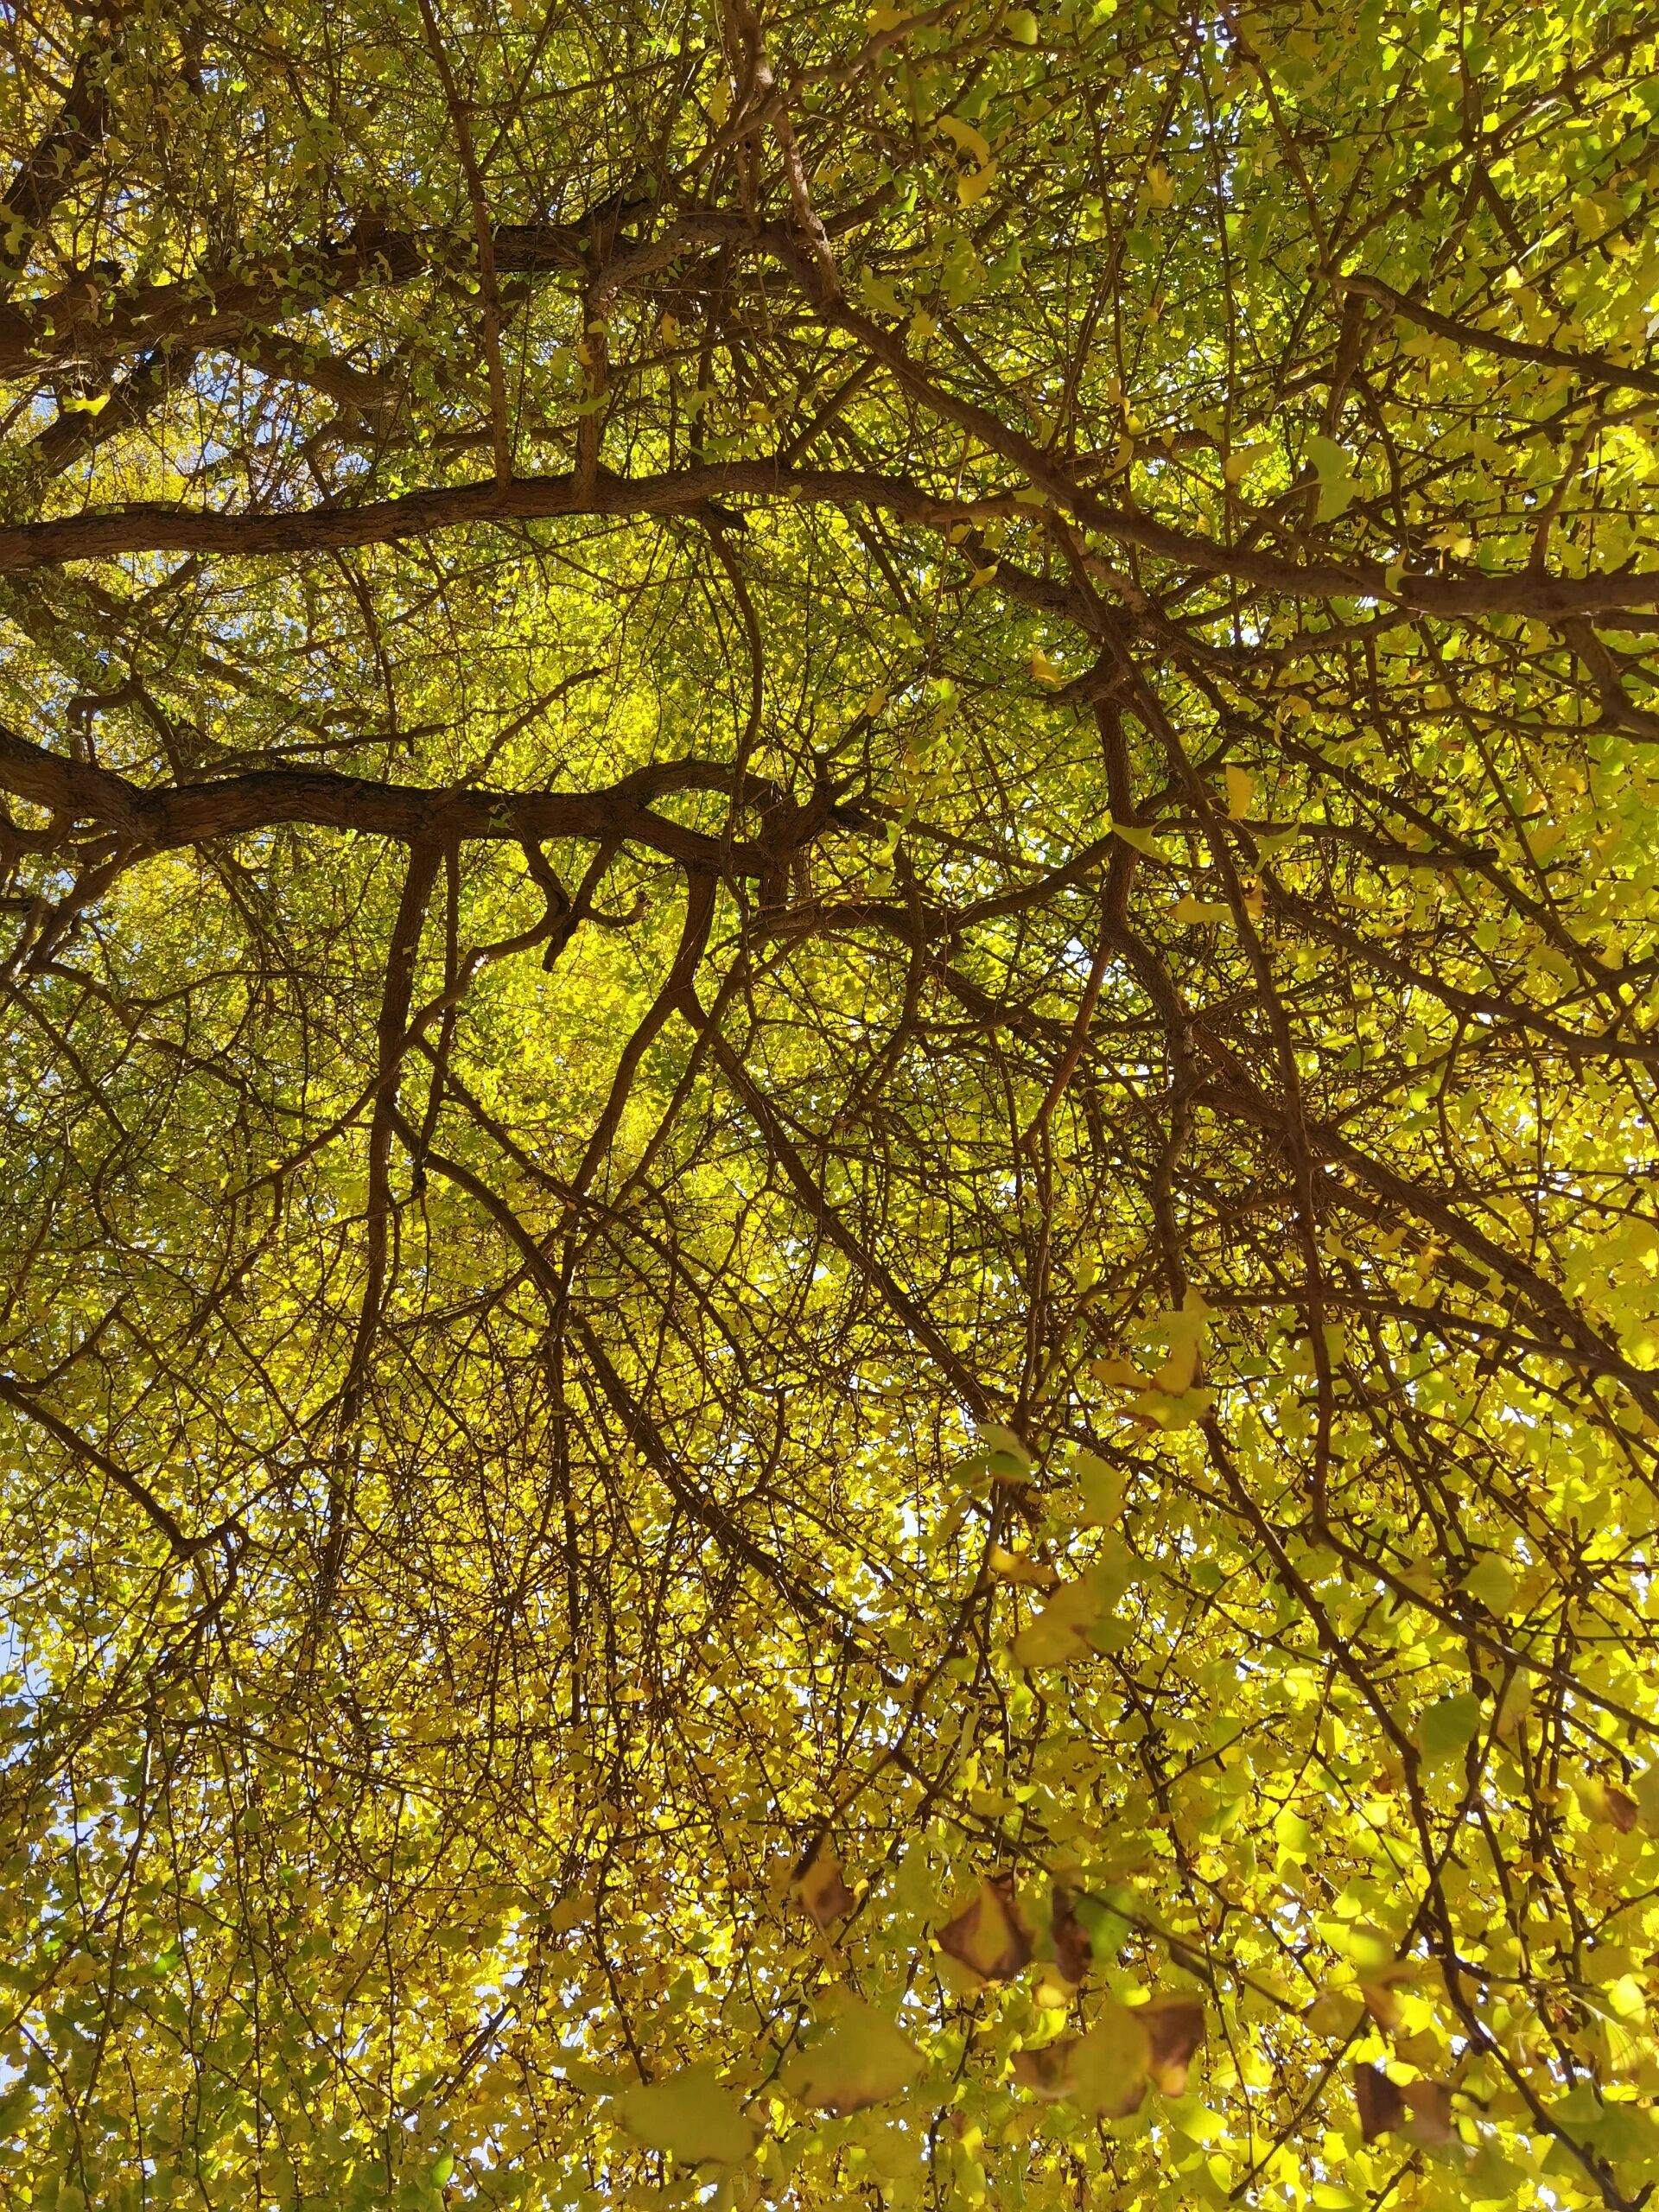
[781,1996,926,2115]
[615,2065,759,2167]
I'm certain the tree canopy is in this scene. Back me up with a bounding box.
[4,1,1659,2208]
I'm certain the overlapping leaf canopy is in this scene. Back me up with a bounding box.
[3,1,1659,2209]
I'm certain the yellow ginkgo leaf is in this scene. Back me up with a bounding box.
[781,1994,925,2114]
[1494,1670,1532,1745]
[1090,1354,1151,1390]
[988,1544,1060,1591]
[1224,766,1255,818]
[937,115,992,168]
[1038,2002,1152,2117]
[1573,1769,1641,1833]
[1069,2005,1154,2115]
[1171,895,1230,925]
[1306,1988,1365,2040]
[1072,1447,1125,1526]
[957,162,997,207]
[1461,1553,1516,1614]
[1007,1558,1129,1668]
[1151,1344,1198,1394]
[1144,1291,1210,1394]
[976,1422,1033,1481]
[1009,1578,1106,1668]
[614,2064,759,2166]
[1131,1384,1216,1432]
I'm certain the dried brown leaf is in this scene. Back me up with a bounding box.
[791,1840,856,1929]
[1605,1784,1640,1834]
[1052,1885,1092,1986]
[1403,2081,1453,2146]
[1010,2040,1076,2100]
[1355,2063,1405,2142]
[1141,1993,1205,2094]
[937,1872,1033,1985]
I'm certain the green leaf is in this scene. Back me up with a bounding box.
[1418,1693,1480,1765]
[1008,1557,1130,1667]
[1462,1554,1516,1614]
[976,1422,1033,1481]
[1306,434,1359,520]
[1112,822,1170,859]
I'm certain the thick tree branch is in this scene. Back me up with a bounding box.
[0,721,821,873]
[0,457,1654,620]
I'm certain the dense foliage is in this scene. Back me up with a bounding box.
[3,1,1659,2208]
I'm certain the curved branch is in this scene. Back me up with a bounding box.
[0,1370,243,1560]
[1328,269,1659,401]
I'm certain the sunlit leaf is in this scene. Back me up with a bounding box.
[988,1545,1060,1591]
[1008,1561,1128,1669]
[1306,434,1359,520]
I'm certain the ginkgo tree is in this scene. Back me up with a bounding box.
[1,0,1659,2208]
